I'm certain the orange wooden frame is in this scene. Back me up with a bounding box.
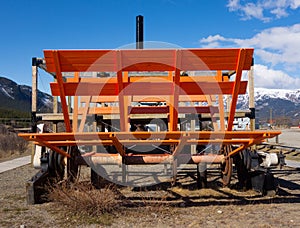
[19,48,281,161]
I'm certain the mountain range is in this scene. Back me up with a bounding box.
[236,88,300,126]
[0,77,53,114]
[0,76,299,126]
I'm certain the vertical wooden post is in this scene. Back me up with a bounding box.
[191,118,196,154]
[31,58,38,133]
[31,58,38,164]
[248,58,255,131]
[53,78,58,133]
[72,72,79,132]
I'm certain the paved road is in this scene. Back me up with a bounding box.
[268,128,300,147]
[266,128,300,168]
[286,160,300,168]
[0,155,31,174]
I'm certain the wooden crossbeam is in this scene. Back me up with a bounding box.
[52,51,72,132]
[50,81,248,96]
[20,131,281,142]
[44,49,254,72]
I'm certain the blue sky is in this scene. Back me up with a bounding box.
[0,0,300,93]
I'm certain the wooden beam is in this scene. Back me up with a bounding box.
[50,81,248,96]
[227,49,247,131]
[72,72,79,132]
[44,49,254,72]
[110,134,126,157]
[52,51,72,132]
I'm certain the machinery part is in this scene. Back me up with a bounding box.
[33,123,47,169]
[67,146,80,182]
[33,145,43,169]
[234,149,278,195]
[265,153,278,167]
[26,148,65,204]
[257,151,286,168]
[197,163,207,189]
[26,169,50,204]
[48,149,65,181]
[221,145,233,186]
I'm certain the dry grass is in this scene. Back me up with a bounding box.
[48,181,120,217]
[0,128,28,159]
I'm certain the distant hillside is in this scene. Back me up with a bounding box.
[0,76,299,127]
[236,88,300,126]
[0,77,53,116]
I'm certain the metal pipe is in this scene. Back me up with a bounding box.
[78,154,224,165]
[136,15,144,49]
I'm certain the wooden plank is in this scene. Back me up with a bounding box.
[169,50,181,131]
[44,48,254,73]
[45,139,252,147]
[179,81,247,95]
[116,51,129,132]
[110,134,126,156]
[72,72,79,131]
[19,131,281,142]
[78,96,92,132]
[217,71,225,131]
[50,81,248,96]
[77,106,219,115]
[79,95,215,103]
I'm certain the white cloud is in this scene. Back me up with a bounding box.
[200,24,300,68]
[227,0,300,21]
[200,24,300,89]
[254,64,300,89]
[291,0,300,9]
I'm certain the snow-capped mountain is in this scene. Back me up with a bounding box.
[237,88,300,125]
[0,76,299,125]
[0,77,53,113]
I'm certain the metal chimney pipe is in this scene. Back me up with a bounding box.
[136,15,144,49]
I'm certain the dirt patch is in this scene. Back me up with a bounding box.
[0,164,299,227]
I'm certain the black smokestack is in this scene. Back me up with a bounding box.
[136,15,144,49]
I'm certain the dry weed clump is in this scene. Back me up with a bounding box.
[0,125,28,158]
[49,181,120,217]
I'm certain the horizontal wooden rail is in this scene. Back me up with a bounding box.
[20,131,281,142]
[50,81,248,96]
[44,48,253,72]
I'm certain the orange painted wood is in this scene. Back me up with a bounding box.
[169,51,181,131]
[227,49,247,131]
[50,81,248,96]
[44,48,254,73]
[52,51,72,132]
[78,106,120,115]
[79,95,215,103]
[77,106,218,115]
[19,131,281,142]
[72,72,80,132]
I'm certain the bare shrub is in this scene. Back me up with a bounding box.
[15,135,28,154]
[49,181,120,217]
[0,124,9,134]
[0,132,28,158]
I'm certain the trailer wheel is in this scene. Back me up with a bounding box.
[48,150,65,181]
[221,145,233,187]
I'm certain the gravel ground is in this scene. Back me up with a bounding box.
[0,163,300,227]
[1,129,300,227]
